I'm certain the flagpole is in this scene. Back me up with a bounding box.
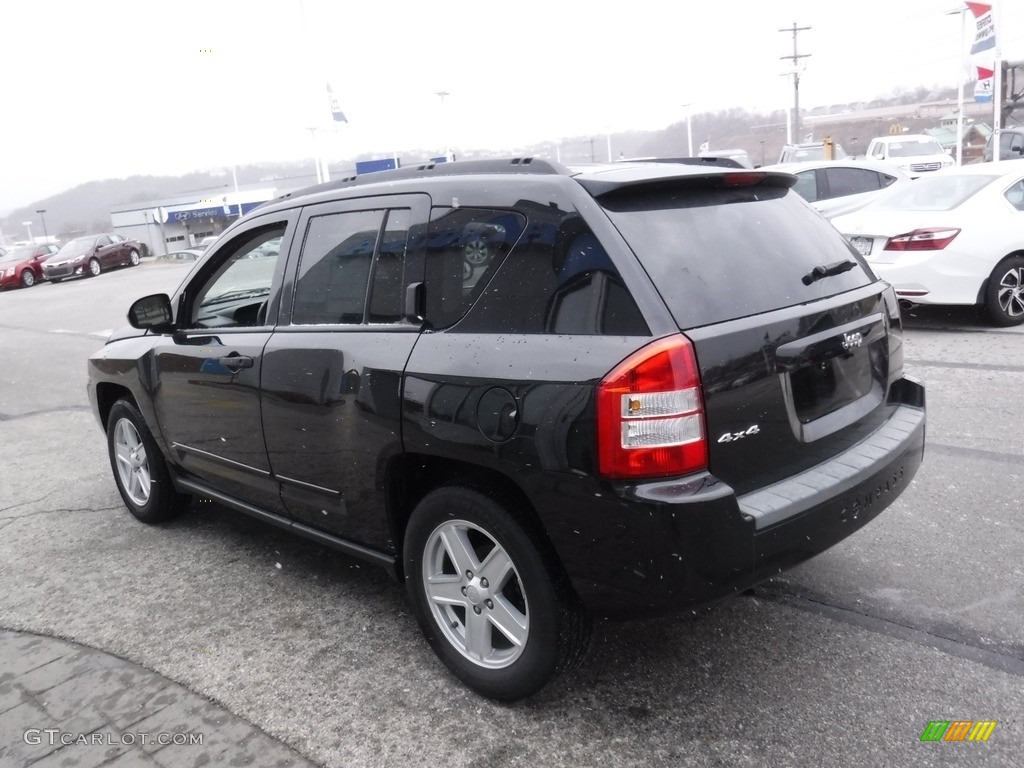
[992,0,1002,162]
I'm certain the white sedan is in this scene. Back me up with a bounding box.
[832,164,1024,326]
[765,159,912,219]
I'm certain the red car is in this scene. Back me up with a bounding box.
[42,233,143,283]
[0,243,60,289]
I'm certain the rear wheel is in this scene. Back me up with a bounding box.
[404,486,590,701]
[983,256,1024,326]
[106,399,189,524]
[20,270,35,288]
[88,258,101,277]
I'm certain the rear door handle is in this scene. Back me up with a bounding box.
[219,354,254,370]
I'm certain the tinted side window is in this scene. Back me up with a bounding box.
[457,215,647,335]
[292,210,385,325]
[823,167,882,198]
[367,209,412,323]
[424,208,525,329]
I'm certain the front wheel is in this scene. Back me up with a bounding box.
[21,270,36,288]
[983,256,1024,326]
[404,486,590,701]
[128,248,140,266]
[106,399,189,524]
[88,258,101,277]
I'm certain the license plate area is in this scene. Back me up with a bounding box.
[775,313,889,442]
[789,345,881,423]
[849,236,873,257]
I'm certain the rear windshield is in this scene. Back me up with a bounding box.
[870,174,992,212]
[600,186,875,328]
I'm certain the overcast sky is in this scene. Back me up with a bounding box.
[2,0,1022,214]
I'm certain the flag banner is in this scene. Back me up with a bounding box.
[327,84,347,123]
[966,4,997,104]
[967,3,996,56]
[974,66,994,102]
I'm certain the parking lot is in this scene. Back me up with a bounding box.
[0,260,1021,766]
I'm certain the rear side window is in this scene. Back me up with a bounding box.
[823,167,882,198]
[424,208,525,329]
[456,214,647,335]
[601,186,874,329]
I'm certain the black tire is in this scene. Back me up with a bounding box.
[982,256,1024,326]
[404,486,591,701]
[106,399,189,524]
[20,270,36,288]
[128,249,140,266]
[88,258,101,277]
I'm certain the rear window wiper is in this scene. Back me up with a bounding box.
[802,259,858,286]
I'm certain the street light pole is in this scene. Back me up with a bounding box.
[35,209,48,242]
[946,5,967,166]
[436,90,450,160]
[682,103,694,156]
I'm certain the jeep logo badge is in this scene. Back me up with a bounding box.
[842,331,864,350]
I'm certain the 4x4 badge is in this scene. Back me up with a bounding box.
[842,331,864,350]
[717,425,760,443]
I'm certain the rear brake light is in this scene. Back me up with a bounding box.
[722,172,766,186]
[597,335,707,480]
[884,228,960,251]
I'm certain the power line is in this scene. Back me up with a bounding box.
[779,22,811,140]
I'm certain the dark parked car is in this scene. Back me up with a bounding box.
[88,158,926,700]
[983,126,1024,162]
[0,243,60,289]
[43,233,142,282]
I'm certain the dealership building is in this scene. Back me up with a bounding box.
[109,178,314,255]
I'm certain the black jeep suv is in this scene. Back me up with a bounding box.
[88,158,925,700]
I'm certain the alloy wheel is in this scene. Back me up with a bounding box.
[422,519,529,669]
[113,417,151,506]
[996,266,1024,319]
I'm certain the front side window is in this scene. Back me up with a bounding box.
[189,223,286,329]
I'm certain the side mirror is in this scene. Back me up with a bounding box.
[128,293,174,330]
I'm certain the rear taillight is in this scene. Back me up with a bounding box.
[884,228,960,251]
[597,335,707,480]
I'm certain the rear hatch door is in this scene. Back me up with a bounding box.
[589,169,903,495]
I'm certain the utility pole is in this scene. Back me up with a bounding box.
[779,22,811,142]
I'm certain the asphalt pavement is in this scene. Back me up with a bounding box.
[0,262,1021,767]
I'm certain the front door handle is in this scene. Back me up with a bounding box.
[219,354,254,371]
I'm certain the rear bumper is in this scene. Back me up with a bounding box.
[543,377,925,618]
[868,250,988,306]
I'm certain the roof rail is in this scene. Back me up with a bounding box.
[278,157,568,201]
